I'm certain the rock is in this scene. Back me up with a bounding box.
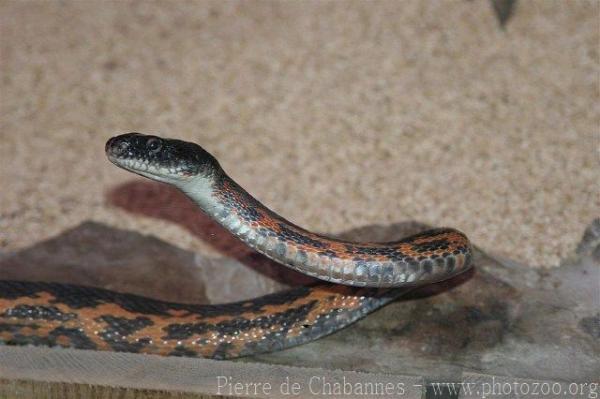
[250,221,600,382]
[0,219,597,382]
[0,221,210,304]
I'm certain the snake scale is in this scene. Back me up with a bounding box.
[0,133,472,359]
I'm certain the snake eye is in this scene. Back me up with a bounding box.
[147,138,162,153]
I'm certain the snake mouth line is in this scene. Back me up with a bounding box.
[107,154,185,181]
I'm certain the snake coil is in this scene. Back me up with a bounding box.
[0,133,472,359]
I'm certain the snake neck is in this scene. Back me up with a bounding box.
[177,169,335,276]
[177,173,224,215]
[177,170,268,227]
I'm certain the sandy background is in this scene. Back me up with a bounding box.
[0,0,598,267]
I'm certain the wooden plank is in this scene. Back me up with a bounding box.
[0,379,220,399]
[0,346,425,398]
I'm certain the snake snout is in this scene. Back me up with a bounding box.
[106,133,146,159]
[105,135,128,157]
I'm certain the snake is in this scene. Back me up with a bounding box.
[0,133,473,359]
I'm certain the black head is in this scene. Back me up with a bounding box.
[106,133,220,182]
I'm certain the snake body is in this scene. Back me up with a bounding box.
[0,133,472,359]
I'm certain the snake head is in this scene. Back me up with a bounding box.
[106,133,220,183]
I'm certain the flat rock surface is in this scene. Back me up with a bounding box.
[1,219,597,382]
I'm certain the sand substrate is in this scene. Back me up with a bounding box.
[1,1,598,266]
